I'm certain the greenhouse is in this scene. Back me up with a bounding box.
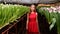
[0,0,60,34]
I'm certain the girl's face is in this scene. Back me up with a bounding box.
[30,5,35,11]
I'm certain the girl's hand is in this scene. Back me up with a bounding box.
[26,25,28,30]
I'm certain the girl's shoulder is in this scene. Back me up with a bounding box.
[35,12,38,15]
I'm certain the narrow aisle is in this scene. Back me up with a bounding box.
[19,13,49,34]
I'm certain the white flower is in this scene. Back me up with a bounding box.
[52,7,57,13]
[59,6,60,8]
[51,6,53,8]
[48,8,52,13]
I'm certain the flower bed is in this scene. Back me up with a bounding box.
[0,4,29,29]
[37,6,59,34]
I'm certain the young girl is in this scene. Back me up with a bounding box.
[26,4,40,34]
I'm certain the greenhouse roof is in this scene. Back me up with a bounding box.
[0,0,60,4]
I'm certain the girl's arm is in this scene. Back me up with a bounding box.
[36,12,40,34]
[26,13,29,30]
[36,12,38,23]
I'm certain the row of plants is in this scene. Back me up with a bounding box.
[37,6,60,34]
[0,4,30,29]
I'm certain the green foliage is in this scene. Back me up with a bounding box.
[37,6,59,34]
[0,4,29,29]
[37,7,50,24]
[56,13,60,34]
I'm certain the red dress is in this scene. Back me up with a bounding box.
[28,12,39,33]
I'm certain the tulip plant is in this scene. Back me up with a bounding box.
[37,6,60,34]
[0,4,29,29]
